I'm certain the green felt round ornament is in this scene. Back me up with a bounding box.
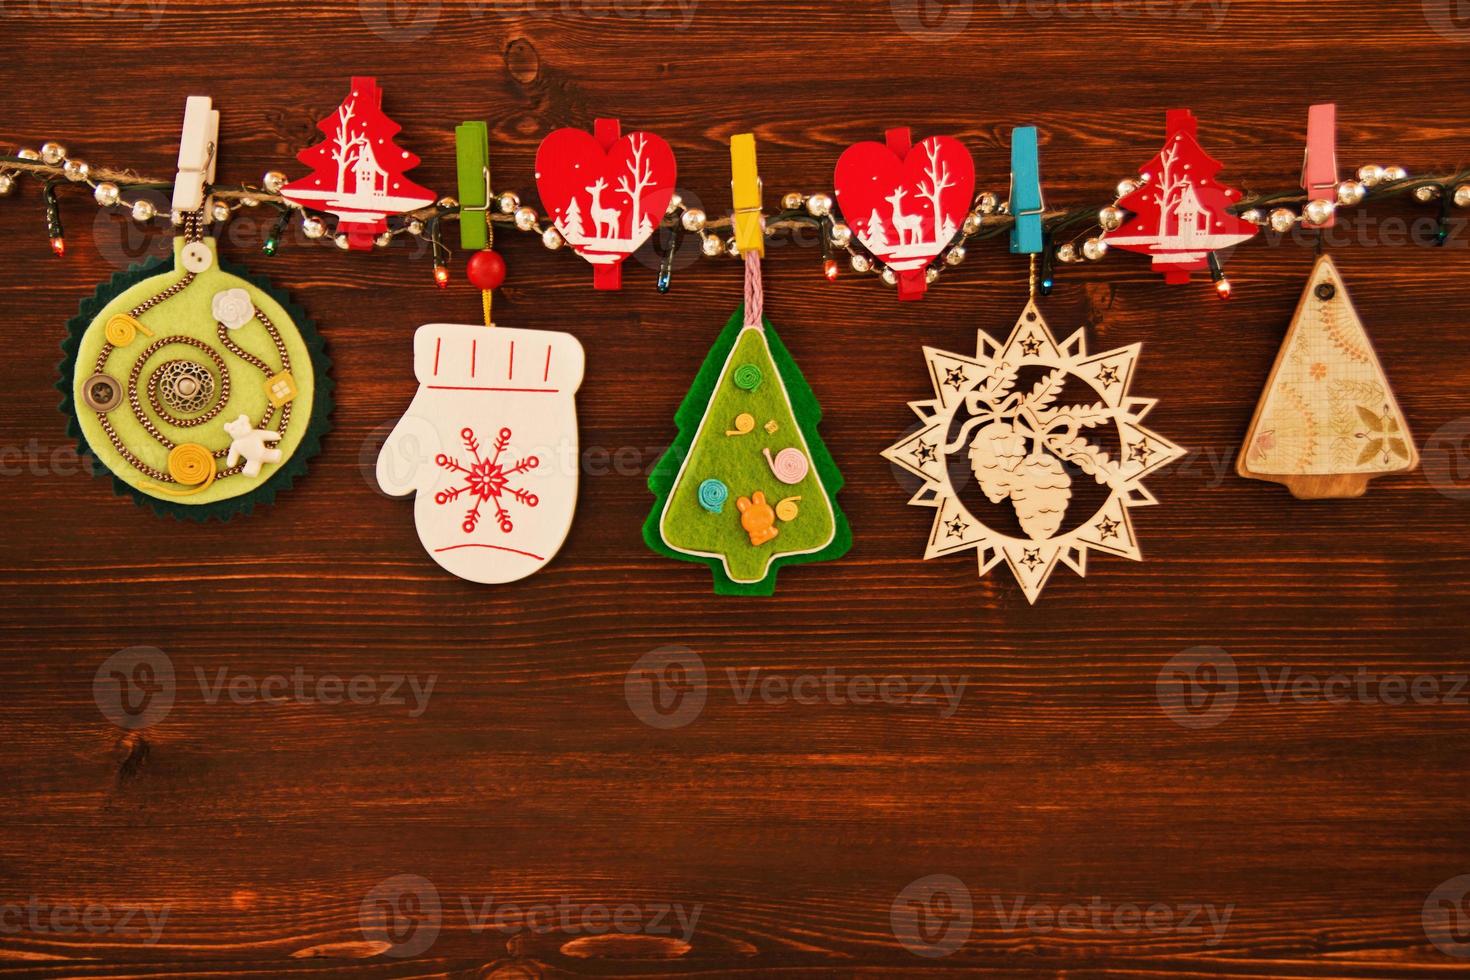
[57,237,333,521]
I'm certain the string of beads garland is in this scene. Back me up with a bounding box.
[4,140,1469,294]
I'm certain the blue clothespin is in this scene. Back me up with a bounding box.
[1009,126,1044,255]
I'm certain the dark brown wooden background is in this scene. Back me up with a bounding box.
[4,1,1470,976]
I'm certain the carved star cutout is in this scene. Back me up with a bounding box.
[880,300,1186,604]
[943,366,969,391]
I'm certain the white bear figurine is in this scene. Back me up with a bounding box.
[224,414,283,477]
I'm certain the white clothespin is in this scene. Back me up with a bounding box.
[173,96,219,216]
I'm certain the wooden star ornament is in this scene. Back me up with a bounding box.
[881,302,1186,603]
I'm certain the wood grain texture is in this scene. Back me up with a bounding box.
[3,1,1470,976]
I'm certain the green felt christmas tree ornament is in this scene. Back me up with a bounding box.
[644,134,850,594]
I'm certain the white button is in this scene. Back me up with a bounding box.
[181,242,213,273]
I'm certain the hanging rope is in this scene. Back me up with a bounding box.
[743,248,763,330]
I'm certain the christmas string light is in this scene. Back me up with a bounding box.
[43,179,63,256]
[3,142,1469,294]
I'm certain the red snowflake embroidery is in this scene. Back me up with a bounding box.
[435,426,539,534]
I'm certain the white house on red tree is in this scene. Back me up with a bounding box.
[1166,182,1206,245]
[351,141,390,198]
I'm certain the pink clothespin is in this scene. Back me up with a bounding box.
[1302,103,1337,229]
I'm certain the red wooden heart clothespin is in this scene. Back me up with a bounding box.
[535,118,677,290]
[834,127,975,301]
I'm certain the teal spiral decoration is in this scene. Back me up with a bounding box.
[697,478,729,513]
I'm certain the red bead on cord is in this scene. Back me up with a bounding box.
[466,249,506,291]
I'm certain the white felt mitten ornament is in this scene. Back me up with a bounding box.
[377,323,584,583]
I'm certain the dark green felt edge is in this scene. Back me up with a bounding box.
[643,307,852,596]
[56,252,335,522]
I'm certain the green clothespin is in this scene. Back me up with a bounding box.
[1009,126,1044,255]
[456,120,490,250]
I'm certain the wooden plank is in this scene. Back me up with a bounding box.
[2,0,1470,975]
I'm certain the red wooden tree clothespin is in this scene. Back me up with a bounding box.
[280,77,437,250]
[1103,109,1258,285]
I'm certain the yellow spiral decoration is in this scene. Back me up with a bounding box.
[104,314,152,347]
[775,496,801,522]
[154,443,217,496]
[725,413,756,437]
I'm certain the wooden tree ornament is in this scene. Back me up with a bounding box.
[1237,254,1417,498]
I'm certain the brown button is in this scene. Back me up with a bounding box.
[81,372,122,413]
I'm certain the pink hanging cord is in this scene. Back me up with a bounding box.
[742,248,764,329]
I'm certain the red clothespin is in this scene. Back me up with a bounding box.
[279,77,438,250]
[591,119,622,291]
[884,128,924,301]
[1302,103,1338,229]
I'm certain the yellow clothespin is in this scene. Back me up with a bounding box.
[730,133,763,256]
